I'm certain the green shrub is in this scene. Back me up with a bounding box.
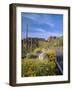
[34,48,42,54]
[26,53,38,59]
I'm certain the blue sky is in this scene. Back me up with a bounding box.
[21,12,63,40]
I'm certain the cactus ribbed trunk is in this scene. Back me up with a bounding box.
[26,24,28,52]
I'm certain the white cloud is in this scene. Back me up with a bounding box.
[22,26,62,40]
[22,13,55,28]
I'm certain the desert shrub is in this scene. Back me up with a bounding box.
[26,53,38,59]
[22,47,27,58]
[34,48,42,54]
[46,50,56,61]
[38,41,48,48]
[21,59,56,77]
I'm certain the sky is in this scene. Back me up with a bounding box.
[21,12,63,40]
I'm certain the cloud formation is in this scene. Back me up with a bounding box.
[21,13,63,40]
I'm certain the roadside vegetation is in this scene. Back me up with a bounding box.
[21,36,63,77]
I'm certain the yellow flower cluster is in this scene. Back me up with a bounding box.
[46,50,56,61]
[21,58,56,77]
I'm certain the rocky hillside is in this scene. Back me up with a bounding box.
[47,36,63,48]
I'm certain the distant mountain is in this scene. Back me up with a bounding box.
[22,37,46,42]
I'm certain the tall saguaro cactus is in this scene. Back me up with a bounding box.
[26,23,28,52]
[26,23,33,52]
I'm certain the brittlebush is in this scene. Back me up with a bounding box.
[21,58,56,77]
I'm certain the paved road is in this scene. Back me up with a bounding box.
[55,48,63,75]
